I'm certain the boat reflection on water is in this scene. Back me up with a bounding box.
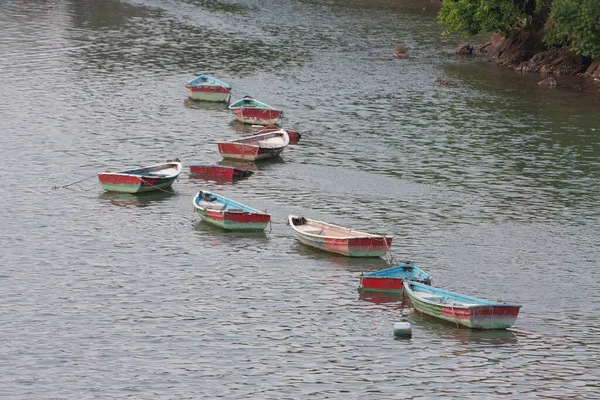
[293,242,391,273]
[231,120,269,134]
[183,98,230,112]
[409,312,519,345]
[99,190,175,208]
[217,159,258,172]
[193,220,269,239]
[358,290,410,306]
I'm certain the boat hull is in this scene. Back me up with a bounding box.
[232,108,282,125]
[294,234,392,257]
[97,174,177,194]
[218,142,284,161]
[359,265,432,294]
[195,208,270,231]
[411,300,521,329]
[404,281,521,329]
[193,191,271,232]
[186,85,231,102]
[189,164,252,181]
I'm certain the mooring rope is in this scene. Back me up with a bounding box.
[382,235,397,265]
[53,174,97,189]
[451,303,460,329]
[139,178,176,194]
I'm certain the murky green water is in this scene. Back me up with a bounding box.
[1,0,599,398]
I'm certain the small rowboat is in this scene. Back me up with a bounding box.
[193,191,271,231]
[257,125,301,144]
[228,96,282,125]
[403,281,522,329]
[189,163,253,182]
[184,74,231,102]
[288,215,393,257]
[98,160,182,194]
[359,263,432,294]
[218,130,289,161]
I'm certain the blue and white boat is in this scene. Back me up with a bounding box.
[359,263,431,294]
[404,281,522,329]
[185,74,232,102]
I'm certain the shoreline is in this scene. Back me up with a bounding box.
[475,31,600,91]
[422,1,600,91]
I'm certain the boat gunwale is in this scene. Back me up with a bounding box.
[287,215,392,241]
[218,131,290,150]
[192,191,269,216]
[185,74,231,89]
[404,280,522,309]
[363,264,431,280]
[228,96,280,111]
[98,162,183,180]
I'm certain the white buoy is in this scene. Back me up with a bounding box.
[393,322,412,338]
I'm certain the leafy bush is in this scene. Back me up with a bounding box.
[438,0,540,36]
[438,0,600,58]
[545,0,600,58]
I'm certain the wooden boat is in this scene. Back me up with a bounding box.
[403,280,522,329]
[359,263,432,294]
[189,163,253,182]
[218,130,289,161]
[257,125,301,144]
[228,96,282,125]
[193,191,271,231]
[97,160,182,193]
[288,215,393,257]
[184,74,231,102]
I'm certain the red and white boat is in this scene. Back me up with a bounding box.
[97,160,182,194]
[228,96,282,125]
[189,163,254,182]
[288,215,393,257]
[218,130,289,161]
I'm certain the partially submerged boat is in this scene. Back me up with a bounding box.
[184,74,231,102]
[403,280,522,329]
[193,191,271,231]
[189,163,253,182]
[359,263,432,294]
[288,215,393,257]
[218,130,289,161]
[97,160,182,194]
[228,96,282,125]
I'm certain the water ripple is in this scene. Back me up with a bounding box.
[1,0,599,398]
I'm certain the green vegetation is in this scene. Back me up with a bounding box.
[438,0,600,58]
[545,0,600,58]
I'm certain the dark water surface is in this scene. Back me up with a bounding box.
[1,0,599,398]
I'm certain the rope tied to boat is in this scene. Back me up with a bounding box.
[139,178,176,194]
[382,235,397,265]
[54,174,97,189]
[451,303,460,329]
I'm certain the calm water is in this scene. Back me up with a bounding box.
[1,0,599,398]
